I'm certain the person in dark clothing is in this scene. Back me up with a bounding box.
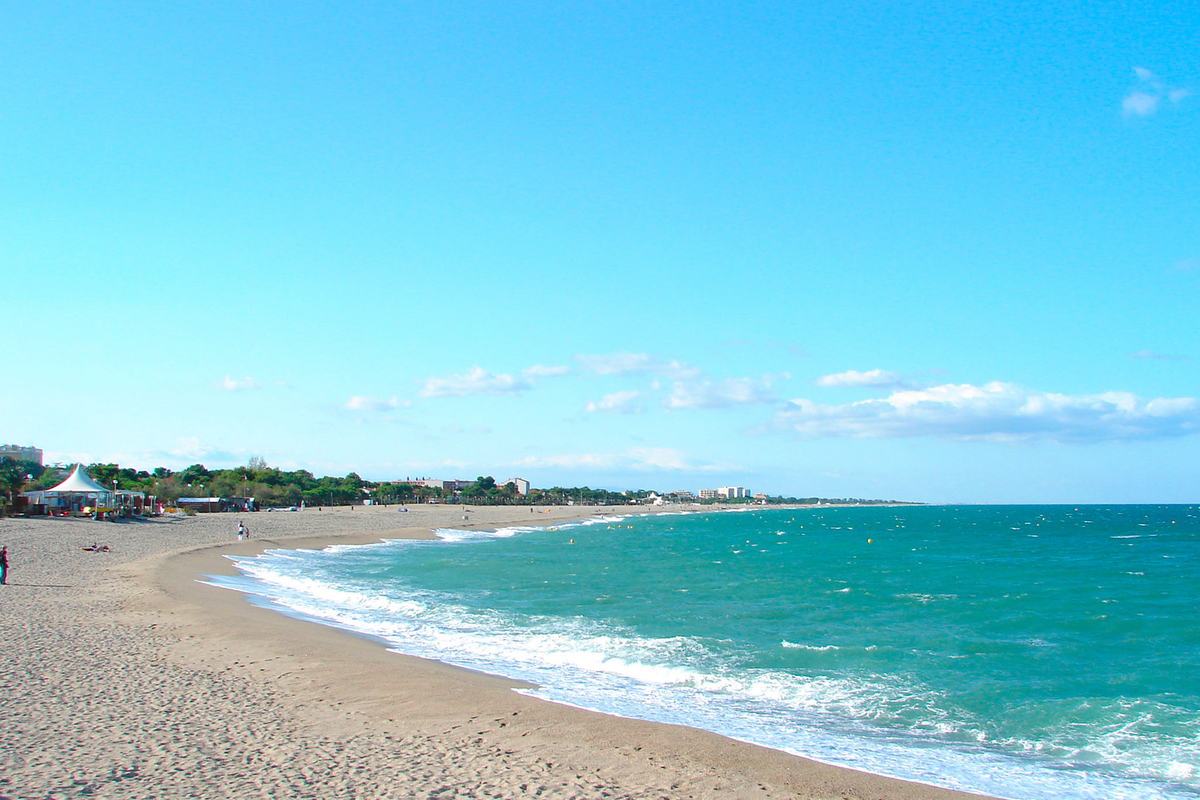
[0,545,8,585]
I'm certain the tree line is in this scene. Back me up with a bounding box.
[1,456,910,512]
[2,458,663,508]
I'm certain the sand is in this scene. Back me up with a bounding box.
[0,504,996,799]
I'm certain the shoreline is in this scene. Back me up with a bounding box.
[2,504,995,799]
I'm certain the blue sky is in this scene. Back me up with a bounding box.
[4,1,1197,502]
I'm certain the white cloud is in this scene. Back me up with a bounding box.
[218,375,260,391]
[1124,91,1160,117]
[576,352,701,379]
[522,364,571,378]
[586,390,643,414]
[816,368,906,388]
[1124,67,1191,117]
[343,395,406,412]
[420,366,532,398]
[667,378,777,409]
[764,382,1200,443]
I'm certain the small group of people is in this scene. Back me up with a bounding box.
[81,542,111,552]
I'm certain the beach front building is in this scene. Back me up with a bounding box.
[177,496,258,513]
[406,478,448,491]
[499,478,530,496]
[718,486,750,499]
[0,444,42,466]
[697,489,718,500]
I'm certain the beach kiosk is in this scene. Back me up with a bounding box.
[42,465,117,517]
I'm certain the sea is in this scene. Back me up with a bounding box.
[208,505,1199,800]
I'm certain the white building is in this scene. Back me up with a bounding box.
[698,489,718,500]
[499,477,531,496]
[718,486,749,499]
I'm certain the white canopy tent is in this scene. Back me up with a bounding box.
[48,465,111,494]
[43,465,115,513]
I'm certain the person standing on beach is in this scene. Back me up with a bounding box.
[0,545,8,585]
[237,521,245,541]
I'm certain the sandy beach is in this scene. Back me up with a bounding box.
[0,505,995,799]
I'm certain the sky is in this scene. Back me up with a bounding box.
[3,0,1197,503]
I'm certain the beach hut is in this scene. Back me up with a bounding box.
[42,465,116,516]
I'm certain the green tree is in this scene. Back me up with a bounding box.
[0,459,35,509]
[178,464,212,486]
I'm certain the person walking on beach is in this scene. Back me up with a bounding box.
[237,521,246,541]
[0,545,8,585]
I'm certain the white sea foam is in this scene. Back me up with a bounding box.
[781,642,841,651]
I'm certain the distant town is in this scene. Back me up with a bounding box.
[1,443,915,516]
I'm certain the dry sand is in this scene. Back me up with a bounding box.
[0,504,996,799]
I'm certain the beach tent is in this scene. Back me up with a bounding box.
[43,465,115,514]
[48,465,111,494]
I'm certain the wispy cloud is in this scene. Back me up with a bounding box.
[576,352,701,379]
[1130,349,1189,361]
[217,376,260,391]
[522,364,571,378]
[586,390,643,414]
[343,395,408,412]
[667,377,778,409]
[512,447,730,473]
[1124,67,1191,117]
[816,369,908,388]
[763,382,1199,443]
[1123,91,1160,117]
[166,436,239,463]
[420,366,532,397]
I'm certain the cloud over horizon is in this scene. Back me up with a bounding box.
[420,366,533,397]
[667,377,779,409]
[512,447,731,474]
[765,382,1199,443]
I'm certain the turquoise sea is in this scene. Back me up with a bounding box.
[211,505,1199,799]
